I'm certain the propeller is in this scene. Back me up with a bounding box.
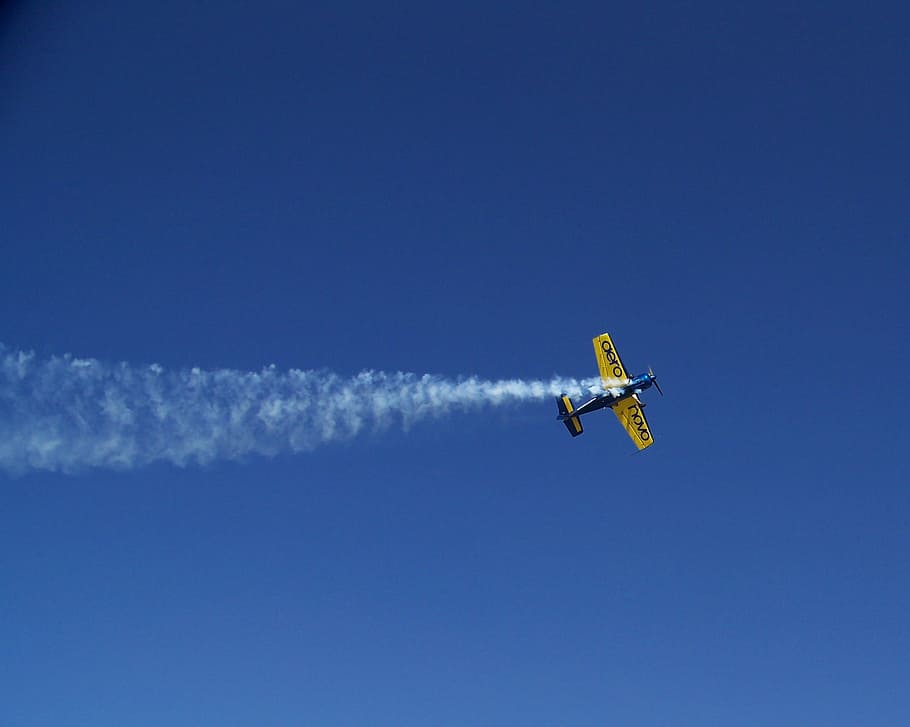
[648,366,664,396]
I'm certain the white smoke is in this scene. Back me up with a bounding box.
[0,344,597,474]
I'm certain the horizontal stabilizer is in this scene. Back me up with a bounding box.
[563,415,583,437]
[556,396,584,437]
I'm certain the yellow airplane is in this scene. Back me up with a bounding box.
[556,333,662,449]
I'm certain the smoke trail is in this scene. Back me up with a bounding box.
[0,344,596,474]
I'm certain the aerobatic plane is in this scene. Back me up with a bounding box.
[556,332,662,449]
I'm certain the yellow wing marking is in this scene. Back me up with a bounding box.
[611,397,654,450]
[593,332,628,384]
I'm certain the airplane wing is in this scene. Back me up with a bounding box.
[593,333,629,383]
[611,397,654,450]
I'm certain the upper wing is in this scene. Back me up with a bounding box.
[592,332,629,384]
[611,397,654,450]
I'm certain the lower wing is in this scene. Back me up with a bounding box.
[611,397,654,450]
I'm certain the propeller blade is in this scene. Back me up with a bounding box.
[648,366,664,396]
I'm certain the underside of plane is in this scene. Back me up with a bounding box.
[556,332,662,450]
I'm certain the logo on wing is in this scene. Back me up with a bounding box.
[626,404,651,442]
[600,340,624,378]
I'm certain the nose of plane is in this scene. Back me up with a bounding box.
[648,366,663,395]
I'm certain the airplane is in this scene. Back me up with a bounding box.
[556,332,662,449]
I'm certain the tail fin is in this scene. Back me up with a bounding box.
[556,396,584,437]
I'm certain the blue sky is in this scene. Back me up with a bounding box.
[2,2,909,725]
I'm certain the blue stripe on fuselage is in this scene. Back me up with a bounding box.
[569,373,653,417]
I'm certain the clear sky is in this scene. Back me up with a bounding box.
[2,2,909,725]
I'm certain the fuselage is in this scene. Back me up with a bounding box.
[563,372,656,418]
